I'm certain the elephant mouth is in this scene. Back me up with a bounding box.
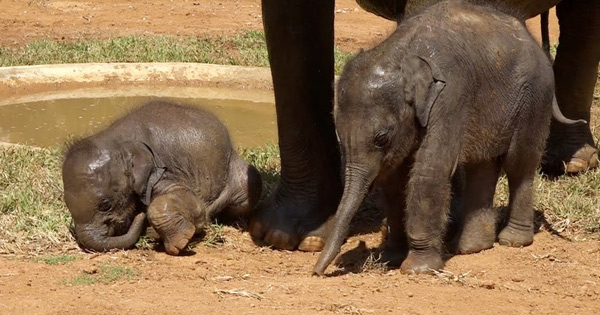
[107,201,146,237]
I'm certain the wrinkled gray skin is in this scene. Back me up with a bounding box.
[62,101,262,255]
[314,0,584,275]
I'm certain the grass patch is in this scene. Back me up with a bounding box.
[2,140,598,257]
[0,145,73,255]
[202,223,226,247]
[63,262,138,286]
[134,235,156,251]
[34,254,78,265]
[239,143,281,199]
[494,170,600,236]
[0,31,355,74]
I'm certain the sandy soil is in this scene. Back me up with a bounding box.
[2,1,597,315]
[1,0,556,51]
[1,229,599,314]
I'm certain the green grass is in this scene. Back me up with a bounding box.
[134,235,155,251]
[0,31,355,74]
[240,143,281,197]
[0,145,73,255]
[34,254,78,265]
[1,140,598,257]
[494,171,600,236]
[63,262,138,286]
[201,223,226,247]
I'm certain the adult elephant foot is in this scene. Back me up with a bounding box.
[249,178,341,251]
[563,145,598,174]
[542,122,598,175]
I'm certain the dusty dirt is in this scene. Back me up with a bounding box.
[2,1,597,315]
[1,228,599,314]
[1,0,556,51]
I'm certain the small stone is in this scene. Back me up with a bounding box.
[481,281,495,289]
[407,292,414,297]
[83,267,98,274]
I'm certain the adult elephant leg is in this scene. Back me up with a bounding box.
[542,0,600,175]
[249,0,343,251]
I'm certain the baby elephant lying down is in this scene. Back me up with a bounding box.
[314,0,584,275]
[63,101,262,255]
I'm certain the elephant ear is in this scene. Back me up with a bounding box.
[123,142,166,205]
[402,55,446,127]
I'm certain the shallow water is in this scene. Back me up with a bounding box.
[0,96,277,148]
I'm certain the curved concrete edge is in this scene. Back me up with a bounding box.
[0,85,275,107]
[0,62,273,88]
[0,141,43,149]
[0,62,276,106]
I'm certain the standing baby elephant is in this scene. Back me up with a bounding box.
[62,101,262,255]
[314,0,584,275]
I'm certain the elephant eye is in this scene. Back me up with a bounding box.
[373,130,390,148]
[98,199,112,212]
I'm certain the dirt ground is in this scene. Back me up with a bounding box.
[1,0,557,51]
[2,1,598,314]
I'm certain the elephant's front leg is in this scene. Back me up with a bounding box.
[147,189,200,255]
[542,0,600,175]
[400,141,459,274]
[379,165,411,266]
[249,0,343,251]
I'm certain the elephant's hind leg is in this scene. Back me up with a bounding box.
[455,160,501,254]
[147,190,198,255]
[221,156,263,219]
[498,143,542,248]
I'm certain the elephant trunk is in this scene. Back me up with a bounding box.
[313,163,375,275]
[75,213,146,251]
[552,97,587,125]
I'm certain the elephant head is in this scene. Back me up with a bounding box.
[62,139,163,251]
[313,51,446,275]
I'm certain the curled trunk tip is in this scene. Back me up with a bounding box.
[75,213,146,252]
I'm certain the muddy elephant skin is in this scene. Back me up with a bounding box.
[313,0,582,275]
[62,101,262,255]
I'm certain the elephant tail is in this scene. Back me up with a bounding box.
[552,96,587,125]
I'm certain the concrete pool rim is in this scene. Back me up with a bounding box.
[0,62,276,106]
